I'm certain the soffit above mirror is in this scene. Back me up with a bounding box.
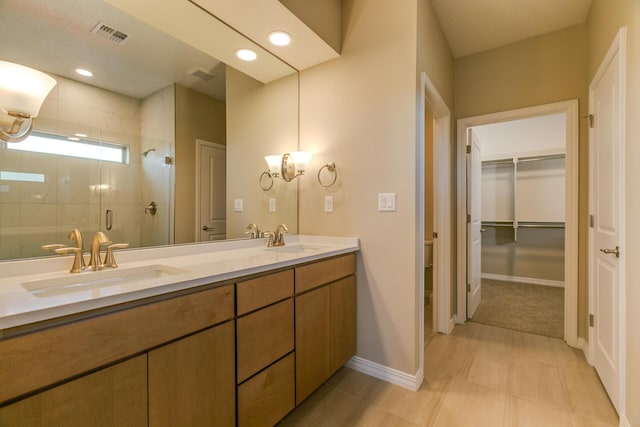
[192,0,341,70]
[104,0,298,83]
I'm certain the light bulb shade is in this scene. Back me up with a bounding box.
[291,151,312,173]
[0,61,57,117]
[264,155,281,177]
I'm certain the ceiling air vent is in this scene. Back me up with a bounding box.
[189,68,216,81]
[91,22,129,45]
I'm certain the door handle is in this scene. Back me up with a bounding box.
[600,246,620,258]
[202,226,213,231]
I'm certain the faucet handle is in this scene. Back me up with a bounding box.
[54,247,85,273]
[42,244,66,251]
[104,243,129,268]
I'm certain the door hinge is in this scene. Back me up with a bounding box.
[583,114,594,128]
[433,232,438,239]
[589,214,594,228]
[467,214,471,223]
[589,314,595,327]
[466,283,471,292]
[466,145,471,154]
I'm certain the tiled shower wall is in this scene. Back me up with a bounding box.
[0,75,172,260]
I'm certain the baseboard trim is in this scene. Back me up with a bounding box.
[481,273,565,288]
[576,337,591,362]
[346,356,423,391]
[447,316,456,334]
[619,415,631,427]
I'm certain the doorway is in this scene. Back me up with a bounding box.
[195,139,227,241]
[456,100,579,347]
[419,71,452,380]
[467,114,567,339]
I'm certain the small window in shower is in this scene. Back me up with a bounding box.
[5,131,129,164]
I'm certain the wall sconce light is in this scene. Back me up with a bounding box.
[260,151,312,191]
[0,61,57,142]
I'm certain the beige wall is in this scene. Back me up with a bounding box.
[174,84,226,243]
[454,24,590,338]
[298,0,453,375]
[278,0,342,53]
[587,1,640,424]
[225,67,299,238]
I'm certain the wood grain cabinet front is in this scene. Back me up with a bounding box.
[295,255,357,405]
[148,321,236,427]
[0,355,148,427]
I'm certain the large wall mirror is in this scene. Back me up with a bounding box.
[0,0,300,261]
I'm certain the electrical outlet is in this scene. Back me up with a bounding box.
[324,196,334,213]
[233,199,243,212]
[269,198,276,212]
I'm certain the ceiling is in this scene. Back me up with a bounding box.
[430,0,593,58]
[0,0,227,100]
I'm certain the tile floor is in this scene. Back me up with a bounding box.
[279,320,618,426]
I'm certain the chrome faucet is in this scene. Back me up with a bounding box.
[89,231,112,271]
[267,224,288,247]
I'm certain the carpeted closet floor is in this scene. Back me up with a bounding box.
[470,279,564,339]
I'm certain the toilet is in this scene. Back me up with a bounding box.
[424,240,433,303]
[424,240,433,268]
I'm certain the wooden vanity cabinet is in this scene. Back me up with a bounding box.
[295,254,357,404]
[0,355,147,427]
[236,270,295,427]
[148,321,235,427]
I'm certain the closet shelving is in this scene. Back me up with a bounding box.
[481,152,566,242]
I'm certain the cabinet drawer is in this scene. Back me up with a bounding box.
[0,355,147,427]
[0,284,234,404]
[238,353,295,427]
[237,270,293,315]
[236,299,294,383]
[295,253,356,293]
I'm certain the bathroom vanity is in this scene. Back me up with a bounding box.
[0,236,358,426]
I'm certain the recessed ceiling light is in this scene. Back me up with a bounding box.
[268,31,292,47]
[75,68,93,77]
[68,137,80,141]
[236,49,257,62]
[74,133,88,138]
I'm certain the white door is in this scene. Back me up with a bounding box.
[197,141,226,241]
[467,130,482,318]
[589,29,625,414]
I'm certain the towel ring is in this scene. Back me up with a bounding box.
[259,171,274,191]
[317,162,338,187]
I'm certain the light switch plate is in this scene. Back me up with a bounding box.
[269,198,276,212]
[233,199,243,212]
[378,193,396,212]
[324,196,334,213]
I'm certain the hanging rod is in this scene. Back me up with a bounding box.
[517,222,565,229]
[482,153,565,165]
[481,221,565,229]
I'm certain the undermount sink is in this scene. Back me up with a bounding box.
[263,244,329,254]
[21,264,189,298]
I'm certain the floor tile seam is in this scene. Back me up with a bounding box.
[503,387,572,412]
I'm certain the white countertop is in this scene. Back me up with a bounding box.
[0,235,359,331]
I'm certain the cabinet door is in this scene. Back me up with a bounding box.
[295,285,331,404]
[331,275,357,372]
[148,321,235,427]
[0,355,147,427]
